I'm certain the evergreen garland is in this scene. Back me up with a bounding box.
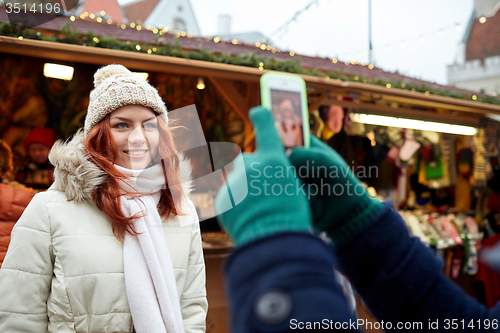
[2,21,500,106]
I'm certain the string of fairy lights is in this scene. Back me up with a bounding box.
[5,3,495,102]
[24,4,493,70]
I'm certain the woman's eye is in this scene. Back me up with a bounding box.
[144,122,157,129]
[113,123,128,129]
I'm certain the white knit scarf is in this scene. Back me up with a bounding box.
[115,163,185,333]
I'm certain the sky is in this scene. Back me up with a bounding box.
[119,0,475,85]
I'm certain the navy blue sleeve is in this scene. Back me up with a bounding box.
[224,232,360,333]
[336,201,500,332]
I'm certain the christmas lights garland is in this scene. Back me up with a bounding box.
[1,21,499,106]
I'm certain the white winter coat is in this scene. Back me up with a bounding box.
[0,132,208,333]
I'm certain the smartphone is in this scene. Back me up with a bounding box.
[260,72,310,151]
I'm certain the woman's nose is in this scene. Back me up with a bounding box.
[128,126,147,145]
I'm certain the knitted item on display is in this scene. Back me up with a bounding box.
[84,64,168,135]
[399,130,421,162]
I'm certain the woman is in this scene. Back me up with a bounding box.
[0,65,208,333]
[0,139,35,267]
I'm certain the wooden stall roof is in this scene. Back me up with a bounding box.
[1,35,500,125]
[0,6,488,96]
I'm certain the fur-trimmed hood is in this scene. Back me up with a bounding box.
[48,130,193,203]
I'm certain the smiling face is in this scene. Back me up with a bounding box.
[109,105,160,170]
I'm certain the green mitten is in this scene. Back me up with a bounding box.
[289,135,382,244]
[215,107,312,246]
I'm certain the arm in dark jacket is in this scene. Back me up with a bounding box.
[336,201,500,332]
[224,232,360,333]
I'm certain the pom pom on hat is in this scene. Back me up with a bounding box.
[93,64,131,87]
[84,64,168,136]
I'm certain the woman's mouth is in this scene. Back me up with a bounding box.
[123,150,149,158]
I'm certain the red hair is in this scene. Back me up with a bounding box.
[84,114,185,241]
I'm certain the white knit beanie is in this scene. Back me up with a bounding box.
[84,64,168,136]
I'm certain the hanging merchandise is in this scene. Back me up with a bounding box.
[422,131,440,145]
[383,126,405,148]
[343,122,365,136]
[484,118,500,181]
[399,129,421,162]
[386,146,401,166]
[419,143,435,161]
[428,133,451,189]
[400,211,430,245]
[415,130,441,162]
[417,156,429,187]
[451,214,482,276]
[423,215,448,248]
[464,215,480,235]
[428,215,457,248]
[442,133,458,186]
[400,209,484,281]
[455,136,473,212]
[471,119,500,188]
[441,215,463,246]
[425,158,444,180]
[473,128,488,188]
[465,216,483,275]
[457,148,473,176]
[467,239,479,275]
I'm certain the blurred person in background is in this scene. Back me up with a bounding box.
[16,127,56,190]
[0,139,34,268]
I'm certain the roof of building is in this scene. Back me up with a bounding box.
[123,0,160,24]
[78,0,126,24]
[218,31,266,45]
[466,7,500,61]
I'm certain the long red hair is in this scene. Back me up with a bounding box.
[84,114,186,241]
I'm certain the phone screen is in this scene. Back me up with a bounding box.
[270,88,304,149]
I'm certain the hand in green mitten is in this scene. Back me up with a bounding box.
[289,135,382,244]
[215,107,312,246]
